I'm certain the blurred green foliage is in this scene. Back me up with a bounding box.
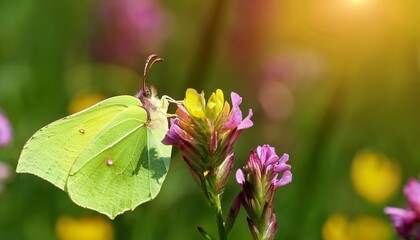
[1,0,420,239]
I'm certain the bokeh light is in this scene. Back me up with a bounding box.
[322,213,392,240]
[55,216,114,240]
[351,150,401,204]
[68,92,107,114]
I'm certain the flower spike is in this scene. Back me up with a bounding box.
[236,144,292,240]
[162,88,253,195]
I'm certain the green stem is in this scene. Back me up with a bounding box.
[202,171,228,239]
[214,194,227,240]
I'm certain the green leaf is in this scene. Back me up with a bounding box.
[197,226,216,240]
[16,95,172,219]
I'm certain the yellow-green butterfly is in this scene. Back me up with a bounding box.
[17,54,171,219]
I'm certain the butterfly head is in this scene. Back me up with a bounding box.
[136,54,166,119]
[139,85,158,99]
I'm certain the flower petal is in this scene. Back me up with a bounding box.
[206,89,225,122]
[404,178,420,215]
[223,92,243,130]
[256,145,277,166]
[236,169,245,185]
[384,207,418,239]
[162,118,190,145]
[175,105,191,121]
[279,153,289,164]
[265,151,279,166]
[238,109,253,130]
[231,92,242,106]
[184,88,206,119]
[274,170,292,187]
[384,207,416,220]
[274,163,291,172]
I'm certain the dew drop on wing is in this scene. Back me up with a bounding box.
[79,129,85,134]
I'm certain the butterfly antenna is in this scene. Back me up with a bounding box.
[142,54,164,94]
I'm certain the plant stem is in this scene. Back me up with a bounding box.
[214,194,227,240]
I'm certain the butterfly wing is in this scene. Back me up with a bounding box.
[66,104,171,218]
[16,96,141,190]
[17,95,171,218]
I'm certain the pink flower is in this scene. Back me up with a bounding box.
[236,144,292,240]
[0,110,12,147]
[385,178,420,239]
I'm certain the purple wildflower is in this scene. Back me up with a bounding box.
[385,178,420,239]
[0,110,12,147]
[90,0,166,69]
[236,144,292,240]
[162,88,253,195]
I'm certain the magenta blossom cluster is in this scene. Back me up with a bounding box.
[91,0,166,69]
[236,145,292,240]
[162,89,252,196]
[0,110,12,147]
[385,178,420,239]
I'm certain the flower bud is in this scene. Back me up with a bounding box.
[236,144,291,240]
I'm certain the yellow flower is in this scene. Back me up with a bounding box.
[184,88,206,119]
[350,150,401,204]
[206,89,226,122]
[322,213,392,240]
[68,92,107,114]
[184,88,229,122]
[56,216,114,240]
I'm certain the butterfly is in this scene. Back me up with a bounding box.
[17,54,172,219]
